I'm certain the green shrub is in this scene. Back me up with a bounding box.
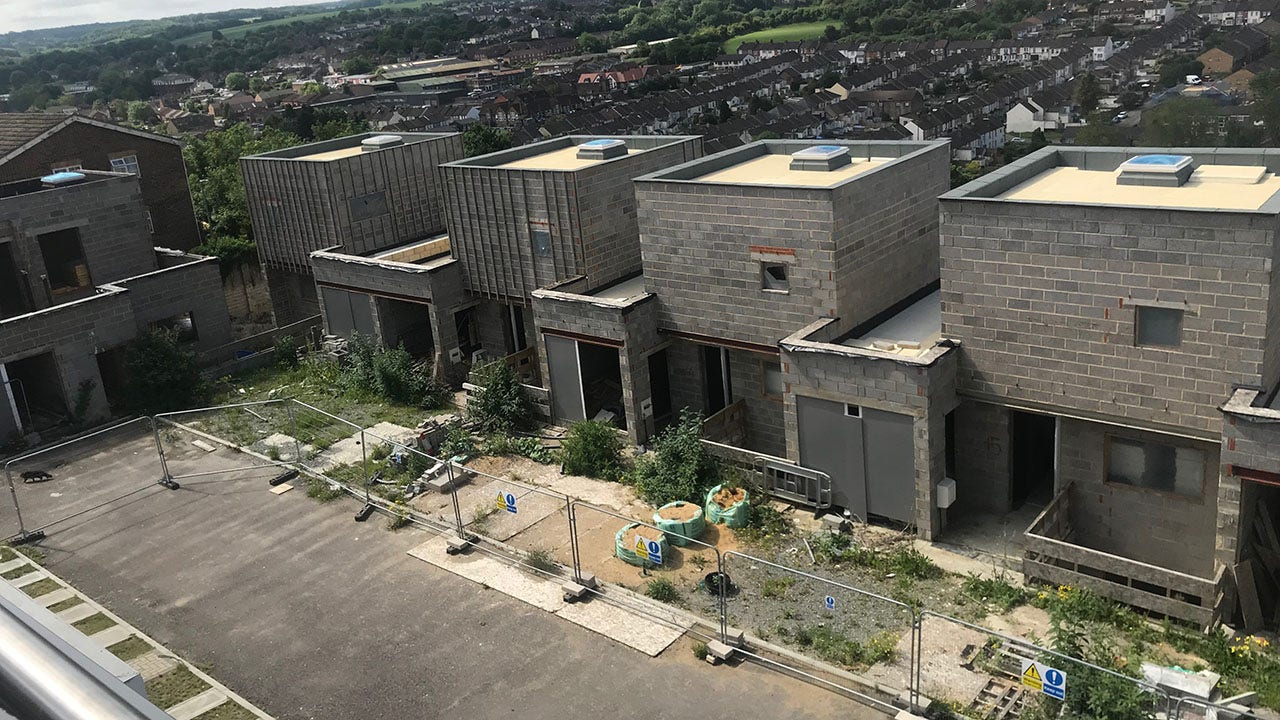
[525,548,559,574]
[273,334,299,369]
[342,334,444,408]
[736,502,791,547]
[786,625,870,667]
[483,433,553,463]
[961,573,1028,613]
[466,361,530,433]
[692,640,709,661]
[306,477,344,502]
[124,329,210,414]
[439,424,477,459]
[386,505,411,531]
[760,576,794,599]
[885,547,942,580]
[808,533,940,579]
[645,578,680,604]
[629,410,719,506]
[560,420,626,481]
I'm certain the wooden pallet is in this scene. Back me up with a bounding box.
[970,678,1029,720]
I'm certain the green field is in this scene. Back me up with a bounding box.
[177,0,446,44]
[724,21,835,53]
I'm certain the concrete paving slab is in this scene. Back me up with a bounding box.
[407,537,564,612]
[130,649,180,681]
[57,602,100,624]
[0,558,30,574]
[10,570,44,588]
[167,688,228,720]
[36,588,76,607]
[90,624,132,647]
[553,598,690,657]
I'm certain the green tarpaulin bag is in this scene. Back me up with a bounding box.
[704,483,750,528]
[652,501,705,546]
[614,522,670,567]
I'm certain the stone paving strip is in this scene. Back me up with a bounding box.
[1,551,273,720]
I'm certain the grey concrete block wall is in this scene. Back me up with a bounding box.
[1217,391,1280,570]
[781,327,958,539]
[727,348,786,457]
[949,399,1012,515]
[114,256,234,353]
[442,136,702,303]
[1057,417,1218,578]
[940,198,1278,437]
[636,141,948,349]
[0,174,157,310]
[242,133,463,275]
[531,286,663,443]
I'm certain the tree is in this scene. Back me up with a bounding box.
[224,71,250,91]
[1117,91,1143,110]
[1141,97,1219,146]
[1157,54,1203,88]
[341,56,374,75]
[462,123,513,157]
[126,100,152,125]
[1075,72,1101,114]
[1251,69,1280,145]
[249,77,271,93]
[1075,114,1130,146]
[578,32,607,53]
[183,123,302,241]
[823,24,841,42]
[123,329,209,414]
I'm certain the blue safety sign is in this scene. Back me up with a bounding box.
[1021,659,1066,701]
[824,595,836,611]
[1043,667,1066,700]
[634,535,663,564]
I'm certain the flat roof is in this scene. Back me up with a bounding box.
[694,154,891,188]
[245,132,457,162]
[499,144,610,171]
[999,165,1280,211]
[842,290,941,358]
[636,139,947,191]
[947,147,1280,213]
[444,135,700,172]
[589,275,646,300]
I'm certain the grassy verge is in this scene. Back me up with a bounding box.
[147,665,211,710]
[47,596,84,613]
[21,578,61,597]
[2,566,33,581]
[108,635,154,662]
[72,612,117,636]
[724,21,834,52]
[194,704,258,720]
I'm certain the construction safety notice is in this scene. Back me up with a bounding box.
[1020,659,1066,701]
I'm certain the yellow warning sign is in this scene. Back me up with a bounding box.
[635,536,647,554]
[1021,662,1043,692]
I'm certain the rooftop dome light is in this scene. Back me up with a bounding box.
[790,144,852,172]
[1117,154,1194,187]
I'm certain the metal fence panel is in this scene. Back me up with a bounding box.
[4,418,164,541]
[569,500,725,642]
[916,611,1175,720]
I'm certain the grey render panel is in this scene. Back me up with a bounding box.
[242,133,464,274]
[441,136,703,301]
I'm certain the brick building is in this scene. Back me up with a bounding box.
[0,113,202,251]
[240,132,464,325]
[0,171,231,442]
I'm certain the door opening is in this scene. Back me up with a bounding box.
[1010,410,1056,508]
[702,346,732,414]
[647,349,672,432]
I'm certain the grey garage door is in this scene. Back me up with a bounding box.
[545,334,585,422]
[321,287,375,339]
[796,397,914,525]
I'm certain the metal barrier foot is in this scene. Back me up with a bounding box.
[705,640,736,664]
[159,477,180,490]
[9,530,46,545]
[354,504,374,522]
[445,534,475,555]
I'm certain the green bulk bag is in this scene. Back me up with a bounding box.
[614,522,671,567]
[652,501,706,546]
[704,483,751,529]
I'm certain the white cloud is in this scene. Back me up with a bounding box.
[6,0,337,34]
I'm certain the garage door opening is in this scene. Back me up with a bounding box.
[5,352,68,431]
[96,347,129,415]
[1236,476,1280,631]
[1010,410,1056,509]
[0,243,32,318]
[376,298,434,357]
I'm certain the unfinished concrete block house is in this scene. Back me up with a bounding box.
[0,170,231,442]
[249,128,1280,630]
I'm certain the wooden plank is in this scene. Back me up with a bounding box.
[1023,533,1215,595]
[1235,560,1265,633]
[1257,501,1280,554]
[1023,558,1212,625]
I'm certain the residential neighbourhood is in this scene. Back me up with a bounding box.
[8,0,1280,718]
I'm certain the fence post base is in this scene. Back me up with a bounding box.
[158,476,181,490]
[445,534,475,555]
[8,529,46,545]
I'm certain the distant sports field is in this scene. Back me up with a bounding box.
[723,21,833,53]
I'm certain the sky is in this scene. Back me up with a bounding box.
[5,0,337,34]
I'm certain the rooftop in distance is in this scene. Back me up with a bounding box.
[0,169,125,200]
[636,139,946,190]
[243,132,458,162]
[443,135,700,171]
[946,147,1280,213]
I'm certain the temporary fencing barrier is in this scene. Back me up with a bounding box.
[722,550,916,714]
[915,611,1176,720]
[154,400,296,483]
[4,417,166,542]
[570,500,726,642]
